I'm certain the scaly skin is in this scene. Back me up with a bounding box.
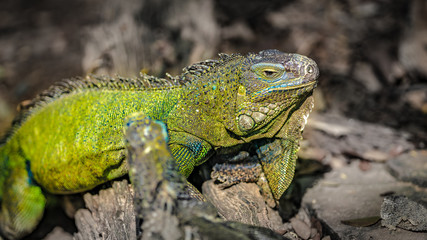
[0,49,318,239]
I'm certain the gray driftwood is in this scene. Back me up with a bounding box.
[73,181,136,240]
[202,180,286,234]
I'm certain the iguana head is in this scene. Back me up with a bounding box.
[231,49,319,136]
[229,49,319,200]
[178,49,318,142]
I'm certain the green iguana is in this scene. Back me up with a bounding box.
[0,49,318,239]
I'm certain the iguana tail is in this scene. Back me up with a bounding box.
[0,144,7,201]
[0,143,46,239]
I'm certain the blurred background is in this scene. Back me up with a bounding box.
[0,0,426,144]
[0,1,426,239]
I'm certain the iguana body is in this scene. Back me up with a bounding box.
[0,50,318,239]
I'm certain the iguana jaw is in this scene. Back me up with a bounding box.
[263,80,317,93]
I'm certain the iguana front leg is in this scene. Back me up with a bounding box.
[167,131,213,178]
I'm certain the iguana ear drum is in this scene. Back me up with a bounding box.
[238,114,255,132]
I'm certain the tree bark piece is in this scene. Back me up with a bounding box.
[73,181,136,240]
[202,180,286,234]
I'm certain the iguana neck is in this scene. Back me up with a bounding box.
[177,56,245,124]
[164,56,247,147]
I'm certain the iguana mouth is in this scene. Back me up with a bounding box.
[264,80,317,93]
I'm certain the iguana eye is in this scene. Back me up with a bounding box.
[251,63,284,81]
[262,69,279,77]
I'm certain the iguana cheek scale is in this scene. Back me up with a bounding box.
[0,49,318,239]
